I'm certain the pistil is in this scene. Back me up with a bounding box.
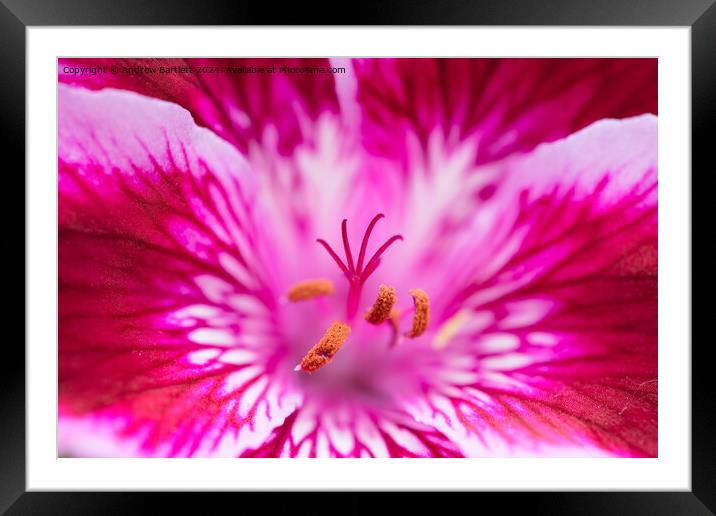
[317,213,403,320]
[292,215,432,374]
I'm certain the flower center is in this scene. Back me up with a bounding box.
[316,213,403,320]
[286,213,430,373]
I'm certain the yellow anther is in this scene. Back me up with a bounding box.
[365,284,397,324]
[433,309,470,349]
[297,321,351,373]
[405,289,430,338]
[286,279,334,302]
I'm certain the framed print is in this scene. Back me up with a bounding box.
[6,0,712,513]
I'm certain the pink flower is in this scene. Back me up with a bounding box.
[58,58,657,457]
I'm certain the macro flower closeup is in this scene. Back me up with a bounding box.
[58,58,657,458]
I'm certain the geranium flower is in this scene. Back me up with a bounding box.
[58,58,657,457]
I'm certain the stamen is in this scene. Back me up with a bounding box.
[286,279,335,302]
[388,309,402,347]
[433,309,470,349]
[405,289,430,338]
[296,321,351,373]
[365,284,397,324]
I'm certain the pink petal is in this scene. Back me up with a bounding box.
[58,58,340,155]
[240,398,462,458]
[58,58,357,251]
[340,58,656,170]
[403,116,657,457]
[58,85,300,456]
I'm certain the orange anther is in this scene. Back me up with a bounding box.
[405,289,430,338]
[365,284,397,324]
[286,279,334,302]
[297,322,351,373]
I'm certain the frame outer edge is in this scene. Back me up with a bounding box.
[691,1,716,513]
[0,2,27,515]
[5,0,713,511]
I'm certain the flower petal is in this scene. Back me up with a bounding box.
[58,85,300,456]
[58,58,340,156]
[339,58,656,170]
[241,398,462,458]
[59,59,359,259]
[401,115,657,457]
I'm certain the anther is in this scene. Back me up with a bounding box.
[405,289,430,338]
[365,284,397,324]
[433,309,470,349]
[286,279,335,302]
[296,321,351,373]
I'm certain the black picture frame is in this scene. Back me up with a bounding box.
[3,0,711,513]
